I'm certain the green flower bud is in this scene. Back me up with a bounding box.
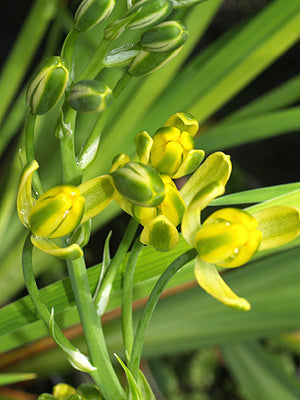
[26,56,69,115]
[140,20,188,53]
[28,185,85,239]
[128,46,182,77]
[77,383,103,400]
[111,162,165,207]
[38,395,56,400]
[69,80,113,113]
[195,208,262,268]
[125,0,173,30]
[74,0,115,32]
[53,384,76,400]
[170,0,206,9]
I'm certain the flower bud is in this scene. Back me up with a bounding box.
[26,57,69,115]
[111,162,165,207]
[77,383,103,400]
[195,208,262,268]
[74,0,115,32]
[140,20,188,53]
[38,395,56,400]
[164,112,199,136]
[103,44,140,68]
[53,384,76,400]
[128,46,182,77]
[28,185,85,239]
[150,126,194,176]
[125,0,173,30]
[69,80,113,113]
[170,0,205,8]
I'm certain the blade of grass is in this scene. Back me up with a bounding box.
[222,340,300,400]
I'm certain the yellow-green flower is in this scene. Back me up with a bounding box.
[17,161,115,259]
[135,112,204,178]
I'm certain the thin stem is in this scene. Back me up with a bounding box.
[79,38,111,80]
[77,72,132,170]
[121,237,144,363]
[24,111,43,196]
[66,256,126,400]
[94,218,139,313]
[129,248,197,380]
[58,105,83,185]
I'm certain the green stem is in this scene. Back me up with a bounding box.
[77,72,132,170]
[79,38,111,80]
[58,105,83,185]
[94,218,139,315]
[121,237,144,363]
[24,111,43,196]
[61,28,80,79]
[129,248,197,380]
[66,256,126,400]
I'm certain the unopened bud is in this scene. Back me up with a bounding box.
[28,185,85,239]
[53,384,76,400]
[164,112,199,136]
[126,0,173,30]
[26,56,69,115]
[75,0,115,32]
[69,80,113,113]
[170,0,206,8]
[111,162,165,207]
[141,20,188,53]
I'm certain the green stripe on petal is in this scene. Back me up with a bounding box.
[172,149,205,179]
[194,256,250,311]
[31,236,83,260]
[17,160,39,227]
[79,175,115,222]
[140,215,179,252]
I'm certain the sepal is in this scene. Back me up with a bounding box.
[172,149,204,179]
[110,153,131,172]
[253,205,300,251]
[78,175,115,222]
[77,383,103,400]
[17,160,39,227]
[170,0,206,8]
[135,131,153,164]
[31,236,83,260]
[194,257,251,311]
[140,215,179,252]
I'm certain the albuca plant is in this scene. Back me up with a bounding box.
[0,0,300,399]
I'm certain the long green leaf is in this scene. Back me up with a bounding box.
[0,373,36,386]
[222,341,300,400]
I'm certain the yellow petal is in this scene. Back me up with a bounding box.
[31,236,83,260]
[194,256,250,311]
[140,215,179,252]
[135,131,153,164]
[17,160,39,227]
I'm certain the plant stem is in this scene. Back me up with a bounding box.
[121,237,144,363]
[94,218,139,315]
[24,111,43,196]
[77,71,132,170]
[58,105,83,185]
[79,38,111,80]
[66,256,126,400]
[129,248,197,380]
